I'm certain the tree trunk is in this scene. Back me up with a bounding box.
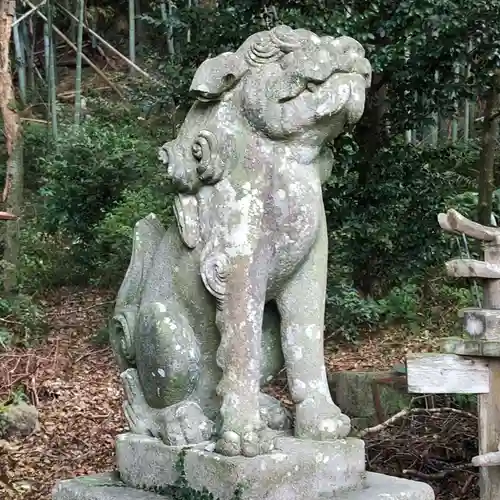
[351,74,389,296]
[0,0,24,293]
[477,71,500,227]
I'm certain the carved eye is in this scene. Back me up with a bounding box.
[159,144,175,178]
[191,130,221,184]
[192,142,203,161]
[158,145,169,165]
[306,82,318,93]
[192,134,212,176]
[223,73,236,88]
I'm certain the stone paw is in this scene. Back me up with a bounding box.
[155,401,216,446]
[295,395,351,440]
[259,392,292,431]
[215,427,278,457]
[121,368,155,436]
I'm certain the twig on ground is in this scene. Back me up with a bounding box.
[357,407,477,438]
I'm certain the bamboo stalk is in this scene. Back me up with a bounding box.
[23,0,125,98]
[74,0,84,125]
[464,39,473,141]
[13,0,47,27]
[21,18,35,91]
[451,63,459,143]
[430,70,439,146]
[129,0,135,75]
[56,1,153,80]
[187,0,191,43]
[160,0,174,55]
[12,15,27,106]
[46,0,58,140]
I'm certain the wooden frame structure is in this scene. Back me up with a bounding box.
[406,208,500,500]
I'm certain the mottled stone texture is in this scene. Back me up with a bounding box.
[51,470,434,500]
[116,433,365,499]
[110,23,372,458]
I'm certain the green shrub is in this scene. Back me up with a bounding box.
[0,294,47,349]
[325,138,477,297]
[325,282,382,342]
[91,186,174,287]
[36,118,160,240]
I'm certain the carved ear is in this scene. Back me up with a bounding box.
[190,52,249,101]
[173,193,200,249]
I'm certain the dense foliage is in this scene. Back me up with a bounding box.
[4,0,500,345]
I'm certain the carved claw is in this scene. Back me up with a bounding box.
[121,369,156,435]
[215,428,278,457]
[294,395,351,440]
[155,401,216,446]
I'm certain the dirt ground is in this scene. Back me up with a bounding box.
[0,287,477,500]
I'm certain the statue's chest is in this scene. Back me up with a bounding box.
[267,160,323,275]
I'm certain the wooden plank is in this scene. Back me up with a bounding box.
[438,209,500,241]
[472,450,500,467]
[479,359,500,499]
[484,243,500,309]
[442,337,500,357]
[445,259,500,279]
[459,308,500,340]
[406,353,490,394]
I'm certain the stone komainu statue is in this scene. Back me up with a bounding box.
[110,25,371,458]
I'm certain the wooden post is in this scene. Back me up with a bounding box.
[406,208,500,500]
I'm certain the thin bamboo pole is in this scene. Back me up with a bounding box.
[452,63,459,143]
[160,0,174,55]
[23,0,125,98]
[128,0,135,75]
[74,0,84,124]
[12,15,27,106]
[13,0,47,26]
[46,0,58,140]
[187,0,191,43]
[56,1,152,79]
[21,18,35,91]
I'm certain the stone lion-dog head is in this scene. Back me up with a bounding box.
[158,25,371,249]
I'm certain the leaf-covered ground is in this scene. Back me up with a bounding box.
[0,288,473,500]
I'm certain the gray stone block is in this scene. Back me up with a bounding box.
[334,472,435,499]
[115,433,202,489]
[116,432,366,500]
[52,473,172,500]
[328,371,410,428]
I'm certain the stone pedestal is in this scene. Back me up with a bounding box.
[52,433,435,500]
[53,471,434,500]
[116,433,365,500]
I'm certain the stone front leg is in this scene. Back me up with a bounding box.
[276,209,351,440]
[204,251,272,457]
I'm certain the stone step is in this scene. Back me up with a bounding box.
[51,473,173,500]
[334,473,434,499]
[52,471,434,500]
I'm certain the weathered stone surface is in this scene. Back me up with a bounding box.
[116,432,365,499]
[0,401,39,439]
[52,473,172,500]
[51,471,434,500]
[115,433,204,488]
[328,371,410,430]
[334,472,435,500]
[110,24,372,457]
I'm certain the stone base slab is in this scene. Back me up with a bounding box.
[52,472,174,500]
[52,471,434,500]
[115,432,366,500]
